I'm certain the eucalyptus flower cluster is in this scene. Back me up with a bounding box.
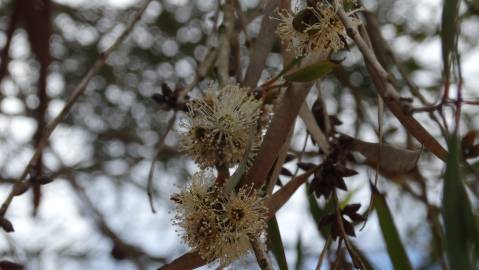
[180,84,263,169]
[172,83,272,266]
[276,0,354,56]
[171,172,268,266]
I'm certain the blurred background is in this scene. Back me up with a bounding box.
[0,0,478,269]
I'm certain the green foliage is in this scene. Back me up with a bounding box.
[441,0,460,74]
[442,136,479,270]
[372,187,413,270]
[294,233,303,270]
[267,217,289,270]
[284,60,336,82]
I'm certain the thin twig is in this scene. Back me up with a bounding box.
[251,238,273,270]
[332,238,343,270]
[147,112,177,213]
[265,126,294,195]
[216,1,236,86]
[68,175,166,268]
[336,5,448,161]
[242,0,281,88]
[408,103,444,113]
[292,133,310,179]
[333,191,366,270]
[315,234,332,270]
[402,168,448,270]
[299,103,331,154]
[0,0,153,218]
[233,0,252,48]
[178,48,217,103]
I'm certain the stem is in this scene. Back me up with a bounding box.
[336,5,448,161]
[333,191,366,270]
[147,112,177,213]
[251,238,273,270]
[315,234,332,270]
[216,1,236,86]
[0,0,153,218]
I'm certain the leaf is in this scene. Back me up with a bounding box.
[294,233,303,270]
[242,0,283,88]
[247,82,314,188]
[297,162,316,171]
[462,130,477,148]
[342,203,361,214]
[284,154,296,163]
[468,0,479,10]
[280,167,293,177]
[351,138,421,173]
[0,218,14,232]
[265,128,294,194]
[265,169,316,219]
[156,251,205,270]
[267,56,304,84]
[374,94,385,186]
[12,182,30,196]
[442,136,479,270]
[299,103,331,154]
[284,60,336,82]
[306,184,332,235]
[267,217,289,270]
[441,0,460,75]
[372,187,413,270]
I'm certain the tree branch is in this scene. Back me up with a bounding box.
[0,0,153,218]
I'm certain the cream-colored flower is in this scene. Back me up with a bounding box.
[223,185,268,238]
[217,185,268,265]
[172,171,216,213]
[172,173,268,266]
[275,1,349,57]
[180,84,263,169]
[172,172,222,262]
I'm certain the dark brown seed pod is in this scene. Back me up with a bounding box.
[0,218,14,232]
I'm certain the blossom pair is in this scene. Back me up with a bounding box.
[172,172,268,266]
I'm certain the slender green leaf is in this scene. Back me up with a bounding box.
[294,233,303,270]
[441,0,460,74]
[270,56,304,83]
[442,136,479,270]
[284,60,336,82]
[372,187,413,270]
[267,217,288,270]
